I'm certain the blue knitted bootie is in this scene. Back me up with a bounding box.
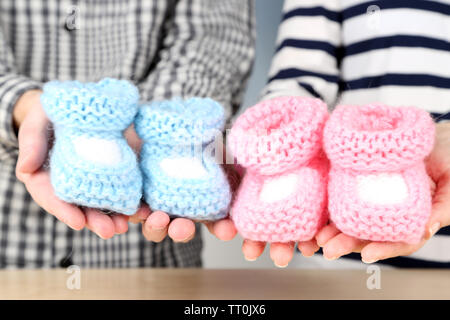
[135,98,231,221]
[41,78,143,215]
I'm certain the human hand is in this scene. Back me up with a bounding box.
[230,164,320,267]
[128,208,238,243]
[314,122,450,263]
[241,238,320,268]
[128,143,239,243]
[15,90,134,239]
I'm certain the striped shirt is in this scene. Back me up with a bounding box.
[0,0,255,268]
[263,0,450,267]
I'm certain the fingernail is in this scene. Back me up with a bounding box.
[362,258,378,264]
[274,262,288,268]
[324,255,338,261]
[244,256,257,262]
[429,222,441,238]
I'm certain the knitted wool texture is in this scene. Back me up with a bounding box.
[135,98,231,221]
[41,78,143,215]
[228,96,329,242]
[324,104,435,244]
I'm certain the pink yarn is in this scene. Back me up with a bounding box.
[228,96,329,242]
[324,104,435,244]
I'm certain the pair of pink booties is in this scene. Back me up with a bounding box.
[228,96,435,244]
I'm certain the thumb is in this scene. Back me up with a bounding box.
[16,103,50,180]
[128,204,151,224]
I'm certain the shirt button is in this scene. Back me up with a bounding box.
[60,256,73,268]
[65,5,79,31]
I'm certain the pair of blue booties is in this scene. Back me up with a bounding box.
[41,78,231,221]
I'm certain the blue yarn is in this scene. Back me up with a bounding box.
[42,78,139,130]
[41,78,142,215]
[135,98,231,221]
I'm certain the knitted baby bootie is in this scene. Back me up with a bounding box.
[324,104,435,244]
[41,78,143,215]
[135,98,231,221]
[228,96,329,243]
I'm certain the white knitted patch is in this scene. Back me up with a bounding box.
[160,157,208,179]
[356,173,408,205]
[73,136,122,166]
[259,173,299,203]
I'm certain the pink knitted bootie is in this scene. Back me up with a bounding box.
[228,96,329,243]
[324,104,435,244]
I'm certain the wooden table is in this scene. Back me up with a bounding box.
[0,268,449,300]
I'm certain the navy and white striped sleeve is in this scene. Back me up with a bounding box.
[261,0,341,106]
[0,30,41,148]
[138,0,256,120]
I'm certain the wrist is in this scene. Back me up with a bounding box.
[13,89,42,130]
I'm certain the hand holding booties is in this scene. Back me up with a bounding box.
[324,104,435,244]
[228,96,329,243]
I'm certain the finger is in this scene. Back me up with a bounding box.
[270,242,295,268]
[167,217,196,243]
[128,204,151,224]
[425,173,450,239]
[204,221,215,235]
[242,239,265,261]
[360,240,425,264]
[297,239,320,257]
[142,221,168,243]
[315,223,341,247]
[16,104,50,177]
[124,124,142,154]
[428,175,437,195]
[204,218,237,241]
[85,208,116,239]
[148,211,171,229]
[111,214,129,234]
[142,211,170,242]
[322,233,369,260]
[20,170,85,230]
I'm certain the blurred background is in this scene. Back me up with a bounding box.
[201,0,283,269]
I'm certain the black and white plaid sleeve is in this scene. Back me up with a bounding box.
[0,29,41,148]
[139,0,256,119]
